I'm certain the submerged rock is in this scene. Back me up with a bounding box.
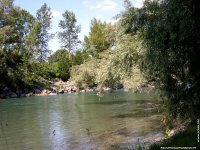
[26,93,34,97]
[35,89,41,94]
[58,90,64,94]
[8,91,17,98]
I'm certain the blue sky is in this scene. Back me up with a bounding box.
[14,0,143,52]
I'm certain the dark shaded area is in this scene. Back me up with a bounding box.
[84,100,128,105]
[84,99,159,106]
[112,109,159,119]
[122,0,200,120]
[150,120,200,150]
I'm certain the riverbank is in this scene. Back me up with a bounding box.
[0,80,113,99]
[0,80,77,99]
[1,81,195,149]
[0,79,157,99]
[149,120,199,149]
[109,119,198,150]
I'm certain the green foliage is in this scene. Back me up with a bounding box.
[57,59,70,81]
[1,0,198,126]
[47,49,87,81]
[35,62,56,80]
[0,1,86,92]
[0,1,55,92]
[48,49,70,81]
[150,121,199,149]
[0,1,34,49]
[72,50,88,66]
[73,16,145,91]
[48,49,69,63]
[70,59,97,90]
[83,18,113,57]
[121,0,200,118]
[0,0,39,91]
[71,23,146,91]
[1,0,145,93]
[58,10,81,54]
[36,3,52,62]
[25,21,41,59]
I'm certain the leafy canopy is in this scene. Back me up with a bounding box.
[58,10,81,54]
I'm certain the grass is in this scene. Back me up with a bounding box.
[109,139,149,150]
[150,120,199,150]
[108,120,199,150]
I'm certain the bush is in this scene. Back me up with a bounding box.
[70,32,146,91]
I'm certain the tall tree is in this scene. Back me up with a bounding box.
[48,49,71,81]
[121,0,200,118]
[36,3,52,62]
[48,49,70,63]
[25,21,41,59]
[0,0,39,91]
[58,10,81,55]
[0,0,19,50]
[84,18,113,57]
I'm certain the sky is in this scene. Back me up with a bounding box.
[14,0,144,52]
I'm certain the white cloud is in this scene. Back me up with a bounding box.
[133,0,144,8]
[88,0,118,11]
[82,0,90,4]
[51,10,61,18]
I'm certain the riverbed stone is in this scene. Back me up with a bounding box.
[9,92,17,98]
[35,89,41,94]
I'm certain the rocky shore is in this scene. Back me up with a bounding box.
[0,80,112,99]
[0,79,155,99]
[0,80,77,99]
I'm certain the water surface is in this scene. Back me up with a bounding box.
[0,90,164,150]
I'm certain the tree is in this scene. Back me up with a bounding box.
[48,49,70,63]
[0,0,35,54]
[48,49,71,81]
[0,0,39,92]
[57,59,70,81]
[36,3,52,62]
[121,0,200,119]
[25,21,41,59]
[83,18,113,57]
[58,10,81,55]
[0,0,19,50]
[72,50,88,66]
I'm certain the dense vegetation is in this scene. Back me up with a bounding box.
[72,0,200,121]
[137,0,200,120]
[0,0,85,92]
[150,120,199,149]
[71,21,145,91]
[1,0,199,126]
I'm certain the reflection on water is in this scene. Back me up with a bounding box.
[0,90,164,150]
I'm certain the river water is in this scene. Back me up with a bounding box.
[0,90,164,150]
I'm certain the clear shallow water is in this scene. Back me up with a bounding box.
[0,90,164,150]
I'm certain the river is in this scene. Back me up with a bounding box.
[0,89,164,150]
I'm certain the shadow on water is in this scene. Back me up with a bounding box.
[0,90,164,150]
[112,109,159,119]
[84,100,128,105]
[84,99,159,105]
